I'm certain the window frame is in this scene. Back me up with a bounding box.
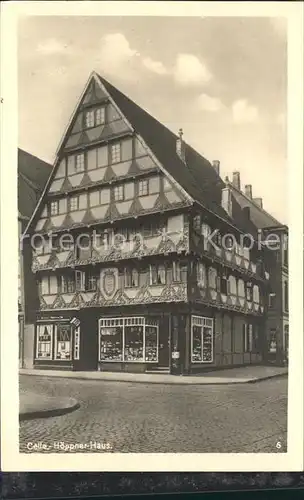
[84,107,106,129]
[124,268,139,288]
[150,264,166,286]
[74,153,85,173]
[35,323,53,360]
[61,273,75,294]
[54,323,72,360]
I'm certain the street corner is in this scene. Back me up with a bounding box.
[19,392,80,421]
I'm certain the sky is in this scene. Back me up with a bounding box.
[18,16,287,223]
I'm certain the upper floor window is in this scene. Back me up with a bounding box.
[61,273,75,294]
[218,275,228,295]
[246,282,253,301]
[196,262,206,287]
[173,262,181,282]
[114,184,124,202]
[193,214,201,233]
[124,268,139,288]
[143,219,167,237]
[138,179,149,197]
[75,153,85,173]
[85,107,105,129]
[110,142,121,164]
[284,281,289,312]
[150,264,166,285]
[70,196,79,212]
[86,270,98,292]
[50,200,59,216]
[268,293,276,309]
[283,235,288,267]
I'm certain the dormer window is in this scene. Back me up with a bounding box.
[85,107,105,129]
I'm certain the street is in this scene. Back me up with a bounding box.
[19,375,288,453]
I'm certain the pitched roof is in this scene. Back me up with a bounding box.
[18,149,52,220]
[229,183,283,229]
[96,74,258,237]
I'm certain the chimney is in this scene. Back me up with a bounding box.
[254,197,263,208]
[221,181,233,217]
[212,160,220,175]
[232,171,241,190]
[176,128,186,163]
[245,184,252,199]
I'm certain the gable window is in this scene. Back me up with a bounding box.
[69,196,79,212]
[85,107,105,129]
[124,268,139,288]
[75,153,85,173]
[114,184,124,202]
[138,179,149,196]
[150,264,166,285]
[50,200,59,216]
[110,142,121,164]
[85,110,94,128]
[172,262,181,282]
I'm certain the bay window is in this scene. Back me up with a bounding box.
[99,317,158,362]
[191,316,214,363]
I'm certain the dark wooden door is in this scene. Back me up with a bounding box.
[74,311,98,371]
[158,315,170,367]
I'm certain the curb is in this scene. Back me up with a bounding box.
[19,371,288,387]
[19,399,80,421]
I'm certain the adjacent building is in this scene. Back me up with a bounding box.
[23,72,287,374]
[18,148,52,367]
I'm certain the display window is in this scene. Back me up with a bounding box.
[55,324,72,360]
[191,315,214,363]
[99,317,159,362]
[36,324,53,359]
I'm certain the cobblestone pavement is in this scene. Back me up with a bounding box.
[19,375,287,453]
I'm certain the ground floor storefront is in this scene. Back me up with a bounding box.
[32,304,264,374]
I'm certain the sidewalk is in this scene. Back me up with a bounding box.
[20,365,288,386]
[19,391,79,421]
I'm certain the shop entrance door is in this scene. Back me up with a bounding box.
[158,322,170,368]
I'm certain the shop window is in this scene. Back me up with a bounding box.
[36,324,53,359]
[269,329,277,353]
[55,324,72,360]
[243,324,253,353]
[172,261,181,282]
[124,268,139,288]
[191,315,214,363]
[150,264,166,285]
[99,317,158,362]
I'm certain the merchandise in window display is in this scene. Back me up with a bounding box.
[99,326,123,361]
